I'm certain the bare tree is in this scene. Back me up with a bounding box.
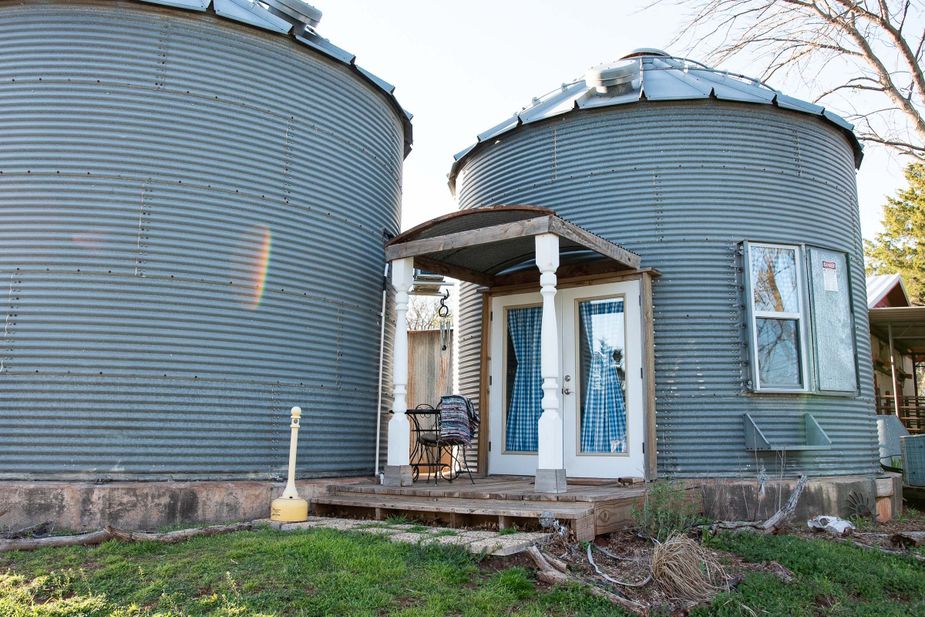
[406,294,451,331]
[666,0,925,158]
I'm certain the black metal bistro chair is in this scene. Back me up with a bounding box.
[410,395,478,484]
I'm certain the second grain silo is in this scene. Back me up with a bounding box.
[0,0,409,505]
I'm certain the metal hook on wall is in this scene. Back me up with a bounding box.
[438,289,450,318]
[439,289,451,352]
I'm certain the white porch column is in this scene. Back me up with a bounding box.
[888,323,902,417]
[535,233,566,493]
[384,257,414,486]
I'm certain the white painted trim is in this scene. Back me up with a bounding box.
[534,234,565,486]
[745,242,809,392]
[386,258,413,467]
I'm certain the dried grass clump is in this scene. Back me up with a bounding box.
[650,533,727,602]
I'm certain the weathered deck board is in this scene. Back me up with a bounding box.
[314,493,594,519]
[313,476,645,541]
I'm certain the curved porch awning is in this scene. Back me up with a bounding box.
[385,206,641,287]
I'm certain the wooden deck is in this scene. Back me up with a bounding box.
[312,476,646,541]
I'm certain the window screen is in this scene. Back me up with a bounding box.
[808,248,856,392]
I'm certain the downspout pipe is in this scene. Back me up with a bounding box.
[374,261,389,480]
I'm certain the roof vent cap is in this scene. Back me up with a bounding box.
[258,0,322,30]
[585,59,640,95]
[619,48,670,60]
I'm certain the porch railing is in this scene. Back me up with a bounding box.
[876,396,925,434]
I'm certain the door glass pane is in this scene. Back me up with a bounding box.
[505,306,542,452]
[751,246,799,313]
[755,318,802,387]
[578,298,627,454]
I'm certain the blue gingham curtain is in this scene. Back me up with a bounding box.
[505,306,543,452]
[579,300,627,453]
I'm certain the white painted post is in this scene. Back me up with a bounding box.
[534,233,566,493]
[384,257,414,486]
[888,323,901,417]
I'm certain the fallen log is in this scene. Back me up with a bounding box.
[586,543,652,588]
[527,545,649,615]
[540,549,569,574]
[0,529,112,553]
[0,521,257,553]
[106,521,254,544]
[2,521,54,540]
[891,532,925,548]
[830,536,925,563]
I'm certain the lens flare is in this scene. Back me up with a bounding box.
[249,225,272,309]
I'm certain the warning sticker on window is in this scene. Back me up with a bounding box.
[822,260,838,292]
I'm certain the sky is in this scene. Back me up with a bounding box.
[320,0,906,239]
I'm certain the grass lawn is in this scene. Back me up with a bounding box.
[1,526,924,616]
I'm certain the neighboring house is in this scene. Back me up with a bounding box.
[868,274,925,433]
[383,49,878,492]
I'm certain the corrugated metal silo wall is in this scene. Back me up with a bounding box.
[456,100,877,478]
[0,1,402,479]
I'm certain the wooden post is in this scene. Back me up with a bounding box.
[384,257,414,486]
[534,233,566,494]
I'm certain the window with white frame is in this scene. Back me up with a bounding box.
[744,241,857,394]
[746,243,807,391]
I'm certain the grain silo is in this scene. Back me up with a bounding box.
[0,0,410,492]
[447,50,880,493]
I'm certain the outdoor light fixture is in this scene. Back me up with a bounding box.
[270,406,309,522]
[410,269,449,296]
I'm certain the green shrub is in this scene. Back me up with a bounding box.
[632,480,702,542]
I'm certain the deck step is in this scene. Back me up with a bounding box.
[329,480,646,503]
[313,492,594,519]
[311,478,648,541]
[311,492,598,540]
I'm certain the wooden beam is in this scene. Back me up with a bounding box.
[547,217,640,269]
[641,271,658,481]
[491,259,631,288]
[385,216,553,260]
[489,267,660,297]
[412,255,495,287]
[477,292,490,477]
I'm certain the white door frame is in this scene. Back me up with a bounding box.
[487,279,645,479]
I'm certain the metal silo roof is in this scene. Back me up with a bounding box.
[449,49,862,190]
[141,0,413,155]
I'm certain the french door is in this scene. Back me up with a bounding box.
[487,280,645,479]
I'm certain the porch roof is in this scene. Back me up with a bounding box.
[384,206,641,287]
[869,306,925,354]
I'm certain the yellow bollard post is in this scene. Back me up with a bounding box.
[270,406,309,522]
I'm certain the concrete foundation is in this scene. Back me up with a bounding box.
[1,474,903,533]
[534,468,567,494]
[0,477,368,532]
[382,465,413,487]
[698,474,903,523]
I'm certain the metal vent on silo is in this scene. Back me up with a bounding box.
[259,0,322,31]
[585,59,640,95]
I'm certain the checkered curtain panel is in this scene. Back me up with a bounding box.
[579,299,627,453]
[505,306,543,452]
